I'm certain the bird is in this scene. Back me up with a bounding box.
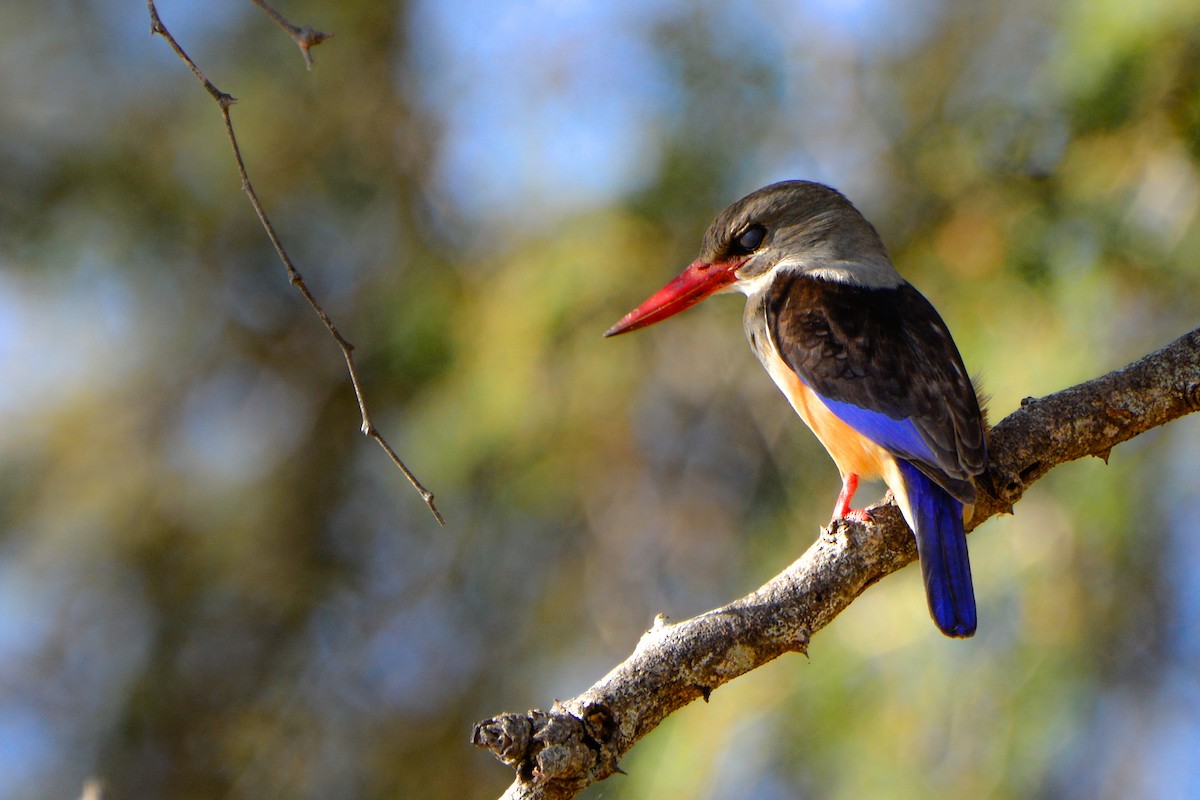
[605,180,987,638]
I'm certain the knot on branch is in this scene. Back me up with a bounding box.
[472,712,532,768]
[473,703,621,786]
[527,709,593,783]
[1184,381,1200,411]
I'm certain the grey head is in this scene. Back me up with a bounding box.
[699,181,904,293]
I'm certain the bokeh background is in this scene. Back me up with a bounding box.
[3,1,1200,798]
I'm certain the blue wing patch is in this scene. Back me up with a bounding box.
[817,395,938,465]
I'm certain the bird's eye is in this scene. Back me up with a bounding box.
[733,224,766,254]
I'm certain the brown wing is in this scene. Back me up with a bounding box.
[765,272,987,501]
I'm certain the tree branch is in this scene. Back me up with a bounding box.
[474,327,1200,799]
[146,0,443,525]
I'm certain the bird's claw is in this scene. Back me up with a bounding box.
[835,508,873,525]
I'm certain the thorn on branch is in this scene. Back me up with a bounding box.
[296,26,335,70]
[250,0,333,69]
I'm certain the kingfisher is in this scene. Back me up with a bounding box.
[606,181,987,638]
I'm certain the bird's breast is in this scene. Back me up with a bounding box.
[747,311,892,481]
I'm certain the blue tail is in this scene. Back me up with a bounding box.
[895,460,977,638]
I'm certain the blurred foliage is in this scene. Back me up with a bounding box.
[1,1,1199,799]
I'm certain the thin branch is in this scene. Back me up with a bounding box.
[249,0,333,70]
[475,327,1200,799]
[147,1,444,526]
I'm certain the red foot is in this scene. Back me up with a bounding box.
[831,473,872,524]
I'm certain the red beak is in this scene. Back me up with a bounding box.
[604,258,743,337]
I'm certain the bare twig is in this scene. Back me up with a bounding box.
[249,0,333,70]
[475,328,1200,799]
[147,1,444,525]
